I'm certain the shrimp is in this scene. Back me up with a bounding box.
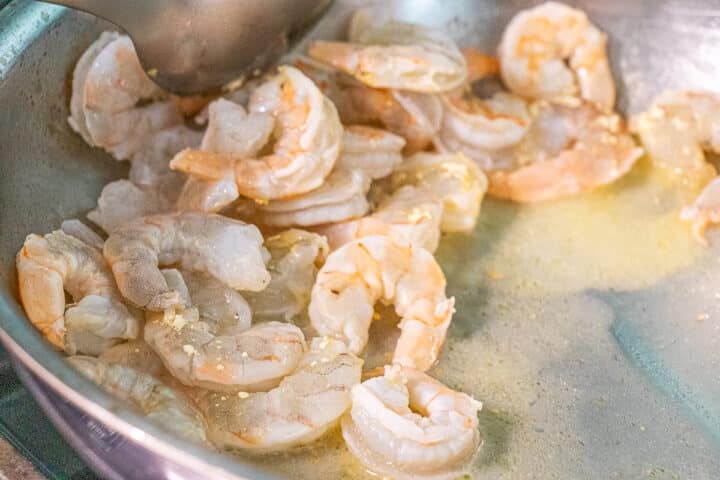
[16,231,139,355]
[498,2,615,111]
[60,219,104,251]
[68,356,208,445]
[99,340,166,378]
[174,99,274,212]
[390,152,488,233]
[339,126,406,179]
[488,100,643,203]
[144,269,305,391]
[88,180,169,234]
[296,57,442,153]
[194,337,362,452]
[315,185,443,252]
[630,90,720,187]
[680,177,720,245]
[309,235,454,371]
[244,229,328,322]
[342,365,482,480]
[173,67,343,201]
[69,32,182,160]
[238,168,371,228]
[436,92,531,171]
[308,17,467,93]
[103,213,270,311]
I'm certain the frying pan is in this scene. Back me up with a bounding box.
[1,0,719,478]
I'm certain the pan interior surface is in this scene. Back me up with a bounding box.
[1,1,720,479]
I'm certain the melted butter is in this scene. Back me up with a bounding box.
[438,158,703,295]
[236,159,715,479]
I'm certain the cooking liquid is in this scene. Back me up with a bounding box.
[243,159,720,479]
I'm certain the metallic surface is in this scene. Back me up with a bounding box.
[0,0,719,479]
[42,0,331,94]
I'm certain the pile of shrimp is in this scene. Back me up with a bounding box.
[16,1,720,478]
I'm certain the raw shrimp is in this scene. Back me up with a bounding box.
[239,168,371,228]
[630,90,720,187]
[60,219,104,251]
[244,229,328,321]
[436,92,531,171]
[88,180,169,234]
[339,125,405,179]
[342,365,482,480]
[194,337,362,452]
[315,185,444,252]
[488,100,643,203]
[680,177,720,245]
[309,17,467,93]
[100,340,166,378]
[174,99,274,212]
[69,356,208,444]
[103,213,270,311]
[498,2,615,111]
[309,235,454,371]
[296,57,442,153]
[69,32,182,160]
[16,231,139,355]
[390,152,488,233]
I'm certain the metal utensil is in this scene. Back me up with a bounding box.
[42,0,332,94]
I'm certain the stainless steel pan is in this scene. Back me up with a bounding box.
[1,1,719,478]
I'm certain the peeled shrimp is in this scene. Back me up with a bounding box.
[175,99,275,212]
[339,125,405,179]
[342,365,482,480]
[315,185,444,252]
[99,340,166,378]
[309,235,454,371]
[391,152,488,233]
[194,337,362,452]
[103,213,270,311]
[88,180,169,234]
[60,219,104,251]
[238,168,371,228]
[296,57,442,153]
[69,356,208,444]
[630,90,720,187]
[244,229,328,322]
[680,177,720,245]
[488,100,643,203]
[69,32,182,160]
[498,2,615,111]
[17,231,139,355]
[309,17,467,93]
[144,269,305,392]
[436,92,531,171]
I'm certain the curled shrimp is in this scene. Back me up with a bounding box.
[680,177,720,245]
[238,168,371,228]
[175,99,275,213]
[296,57,442,153]
[488,100,643,203]
[244,229,328,322]
[390,152,488,233]
[69,356,208,445]
[309,15,467,93]
[100,340,166,378]
[172,67,343,201]
[315,185,444,252]
[69,32,182,160]
[339,126,406,179]
[88,180,169,234]
[630,90,720,188]
[194,337,362,452]
[498,2,615,111]
[103,213,270,311]
[309,235,454,371]
[144,269,305,392]
[16,231,139,355]
[342,365,482,480]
